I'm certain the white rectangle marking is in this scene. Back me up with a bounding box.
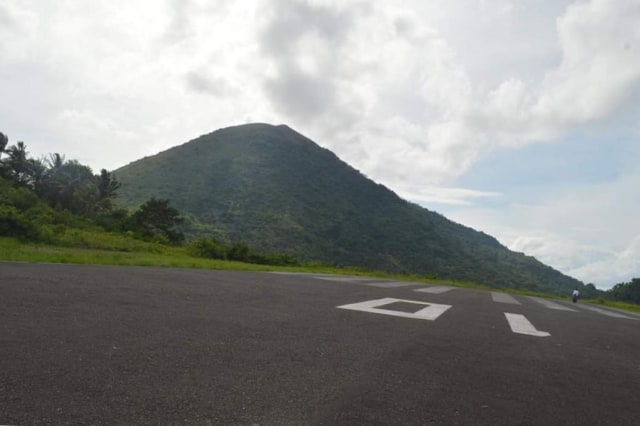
[504,313,550,337]
[414,286,454,294]
[365,281,416,288]
[492,292,521,304]
[314,276,372,282]
[337,298,452,321]
[528,297,576,312]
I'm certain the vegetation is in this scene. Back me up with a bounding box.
[586,297,640,314]
[190,237,300,266]
[128,198,185,244]
[605,278,640,305]
[0,236,280,271]
[114,123,588,295]
[0,131,300,267]
[2,126,637,307]
[0,235,497,305]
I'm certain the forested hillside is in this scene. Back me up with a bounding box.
[3,128,638,302]
[0,131,296,265]
[114,123,586,295]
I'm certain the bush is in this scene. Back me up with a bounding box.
[127,198,184,245]
[2,186,40,210]
[93,208,130,232]
[189,237,301,266]
[227,242,253,262]
[263,252,300,266]
[190,237,227,259]
[0,204,32,237]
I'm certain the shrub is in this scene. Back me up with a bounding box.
[0,204,31,237]
[263,253,300,266]
[190,237,227,259]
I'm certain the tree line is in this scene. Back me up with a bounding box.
[0,131,300,266]
[606,278,640,304]
[1,132,635,289]
[0,132,185,244]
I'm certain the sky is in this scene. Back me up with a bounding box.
[1,0,639,289]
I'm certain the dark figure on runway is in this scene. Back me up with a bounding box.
[572,289,580,303]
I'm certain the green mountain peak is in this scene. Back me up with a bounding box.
[115,123,582,293]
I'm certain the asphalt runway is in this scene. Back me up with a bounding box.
[1,262,639,425]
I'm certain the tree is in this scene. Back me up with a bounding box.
[0,132,7,159]
[39,159,95,214]
[45,153,65,170]
[0,133,8,179]
[129,198,184,244]
[4,141,30,186]
[95,169,121,212]
[581,283,600,299]
[608,278,640,304]
[0,141,48,192]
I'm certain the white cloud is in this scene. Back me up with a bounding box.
[531,0,640,130]
[508,231,640,290]
[567,235,640,287]
[257,0,640,208]
[1,0,639,286]
[8,0,637,188]
[0,2,39,62]
[397,186,501,206]
[447,170,640,288]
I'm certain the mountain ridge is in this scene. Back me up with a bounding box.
[114,123,583,294]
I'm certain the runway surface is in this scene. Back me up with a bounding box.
[1,262,639,425]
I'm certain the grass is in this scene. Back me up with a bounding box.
[0,236,487,284]
[583,298,640,314]
[0,236,541,293]
[2,236,638,314]
[0,237,276,271]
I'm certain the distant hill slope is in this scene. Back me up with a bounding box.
[114,123,582,293]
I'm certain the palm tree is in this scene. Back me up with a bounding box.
[0,132,7,157]
[45,153,66,170]
[0,132,8,178]
[5,141,30,186]
[41,159,95,213]
[95,169,122,212]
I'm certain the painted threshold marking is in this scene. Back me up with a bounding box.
[365,281,416,288]
[337,298,452,321]
[528,296,576,312]
[504,313,550,337]
[492,292,521,304]
[314,276,373,282]
[414,286,454,294]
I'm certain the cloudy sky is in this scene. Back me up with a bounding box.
[1,0,639,289]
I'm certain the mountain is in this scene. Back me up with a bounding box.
[114,123,583,294]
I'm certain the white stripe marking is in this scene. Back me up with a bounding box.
[528,297,577,311]
[504,313,550,337]
[414,286,454,294]
[492,292,520,304]
[337,298,452,321]
[576,305,637,320]
[314,276,372,282]
[366,281,416,288]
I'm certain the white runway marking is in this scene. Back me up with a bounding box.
[337,298,452,321]
[314,276,374,282]
[365,281,417,288]
[504,313,550,337]
[528,297,576,312]
[414,286,454,294]
[492,292,520,304]
[575,304,637,320]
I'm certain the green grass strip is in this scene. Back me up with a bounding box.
[2,237,639,314]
